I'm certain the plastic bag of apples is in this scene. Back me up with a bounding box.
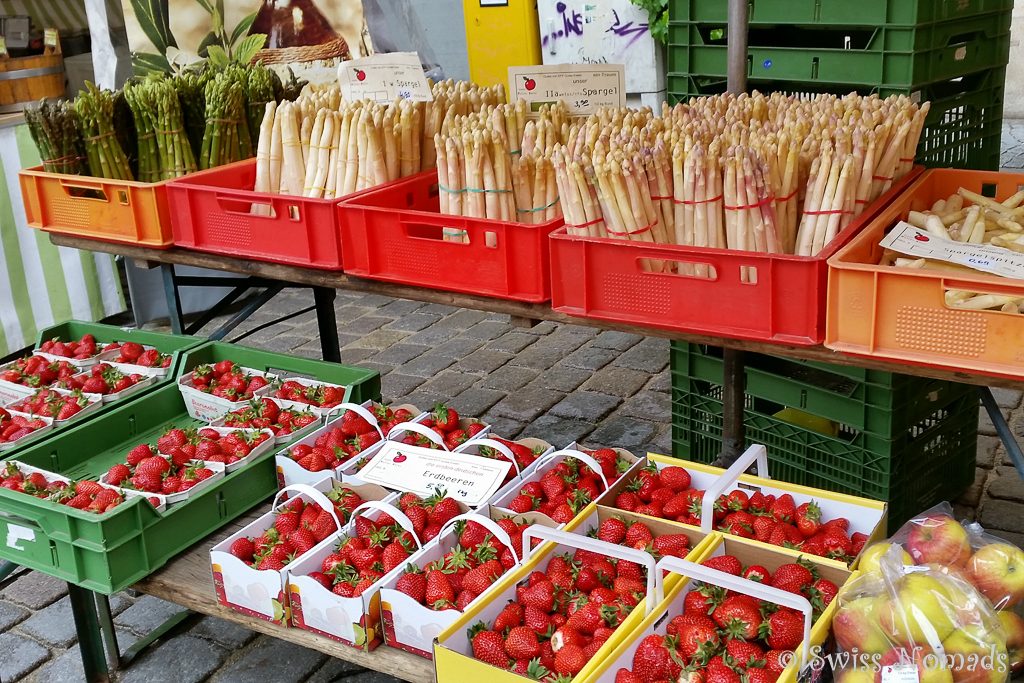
[832,501,1024,683]
[832,546,1009,683]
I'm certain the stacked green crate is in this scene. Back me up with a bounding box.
[669,343,978,530]
[666,0,1010,170]
[0,339,382,593]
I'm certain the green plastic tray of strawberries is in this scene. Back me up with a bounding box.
[0,383,278,594]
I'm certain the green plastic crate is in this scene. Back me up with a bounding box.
[0,383,276,593]
[670,373,978,532]
[671,342,975,437]
[667,68,1004,171]
[667,12,1010,88]
[177,341,382,406]
[669,0,1012,27]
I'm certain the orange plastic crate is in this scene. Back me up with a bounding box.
[19,166,173,248]
[826,168,1024,379]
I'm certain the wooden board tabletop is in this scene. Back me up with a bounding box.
[132,509,435,683]
[50,233,1024,390]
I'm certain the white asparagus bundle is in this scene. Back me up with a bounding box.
[547,92,929,273]
[251,80,504,201]
[435,102,567,237]
[886,186,1024,314]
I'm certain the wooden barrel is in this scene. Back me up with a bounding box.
[0,49,65,113]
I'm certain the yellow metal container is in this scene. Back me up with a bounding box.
[462,0,542,89]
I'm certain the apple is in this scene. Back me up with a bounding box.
[997,610,1024,673]
[941,625,1008,683]
[523,76,536,91]
[967,543,1024,609]
[834,595,892,655]
[879,574,957,646]
[860,543,914,574]
[836,667,875,683]
[875,646,953,683]
[905,515,972,567]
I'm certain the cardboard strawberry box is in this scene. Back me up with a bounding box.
[601,447,887,568]
[264,375,355,418]
[380,511,549,659]
[432,526,665,683]
[276,402,424,491]
[100,457,225,508]
[488,444,641,527]
[177,365,277,422]
[59,364,157,404]
[566,503,710,562]
[172,426,276,473]
[214,396,323,447]
[286,498,432,649]
[0,355,81,404]
[0,461,166,514]
[6,388,102,424]
[100,343,174,377]
[210,482,345,626]
[0,409,54,451]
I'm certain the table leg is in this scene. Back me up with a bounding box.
[979,387,1024,480]
[0,560,18,583]
[95,594,121,672]
[714,348,747,468]
[68,584,109,682]
[313,287,341,363]
[160,265,185,336]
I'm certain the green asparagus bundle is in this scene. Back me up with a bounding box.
[199,69,251,169]
[24,100,85,175]
[74,82,133,181]
[245,63,276,150]
[124,77,197,181]
[174,68,213,161]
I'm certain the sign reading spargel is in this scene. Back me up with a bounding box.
[880,221,1024,280]
[508,64,626,117]
[337,52,434,104]
[355,442,512,506]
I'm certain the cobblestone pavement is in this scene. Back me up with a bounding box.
[3,286,1022,682]
[1001,119,1024,169]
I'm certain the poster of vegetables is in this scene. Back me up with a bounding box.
[120,0,366,75]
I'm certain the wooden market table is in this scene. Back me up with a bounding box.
[39,232,1024,683]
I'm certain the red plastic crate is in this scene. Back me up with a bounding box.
[549,167,924,345]
[338,172,564,302]
[167,159,349,270]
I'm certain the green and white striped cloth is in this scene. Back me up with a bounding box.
[0,0,124,30]
[0,121,125,356]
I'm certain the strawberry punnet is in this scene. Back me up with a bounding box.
[188,360,269,402]
[102,341,172,368]
[612,554,829,683]
[60,362,145,396]
[1,462,128,514]
[613,463,858,563]
[38,333,98,360]
[0,408,48,444]
[8,388,93,421]
[228,496,342,570]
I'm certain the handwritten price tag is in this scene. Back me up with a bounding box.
[356,442,512,506]
[43,29,57,48]
[508,64,625,117]
[881,221,1024,279]
[337,52,433,104]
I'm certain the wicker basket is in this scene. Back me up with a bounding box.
[252,37,352,65]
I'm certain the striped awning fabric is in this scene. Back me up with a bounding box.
[0,0,124,31]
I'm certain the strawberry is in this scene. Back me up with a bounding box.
[597,517,627,544]
[493,601,524,632]
[624,521,654,548]
[505,626,541,660]
[745,667,778,683]
[806,578,839,611]
[520,580,555,612]
[768,494,796,524]
[470,623,509,668]
[395,567,427,603]
[769,563,813,592]
[676,619,721,663]
[712,595,762,640]
[553,642,587,676]
[742,565,770,583]
[658,466,691,492]
[725,639,765,668]
[701,555,742,576]
[426,569,454,608]
[794,501,821,538]
[763,650,790,675]
[105,463,131,486]
[684,585,724,615]
[631,635,678,682]
[761,608,803,650]
[652,534,690,558]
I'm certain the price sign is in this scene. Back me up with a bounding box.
[355,442,511,506]
[508,64,626,117]
[881,221,1024,279]
[43,29,57,48]
[338,52,433,104]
